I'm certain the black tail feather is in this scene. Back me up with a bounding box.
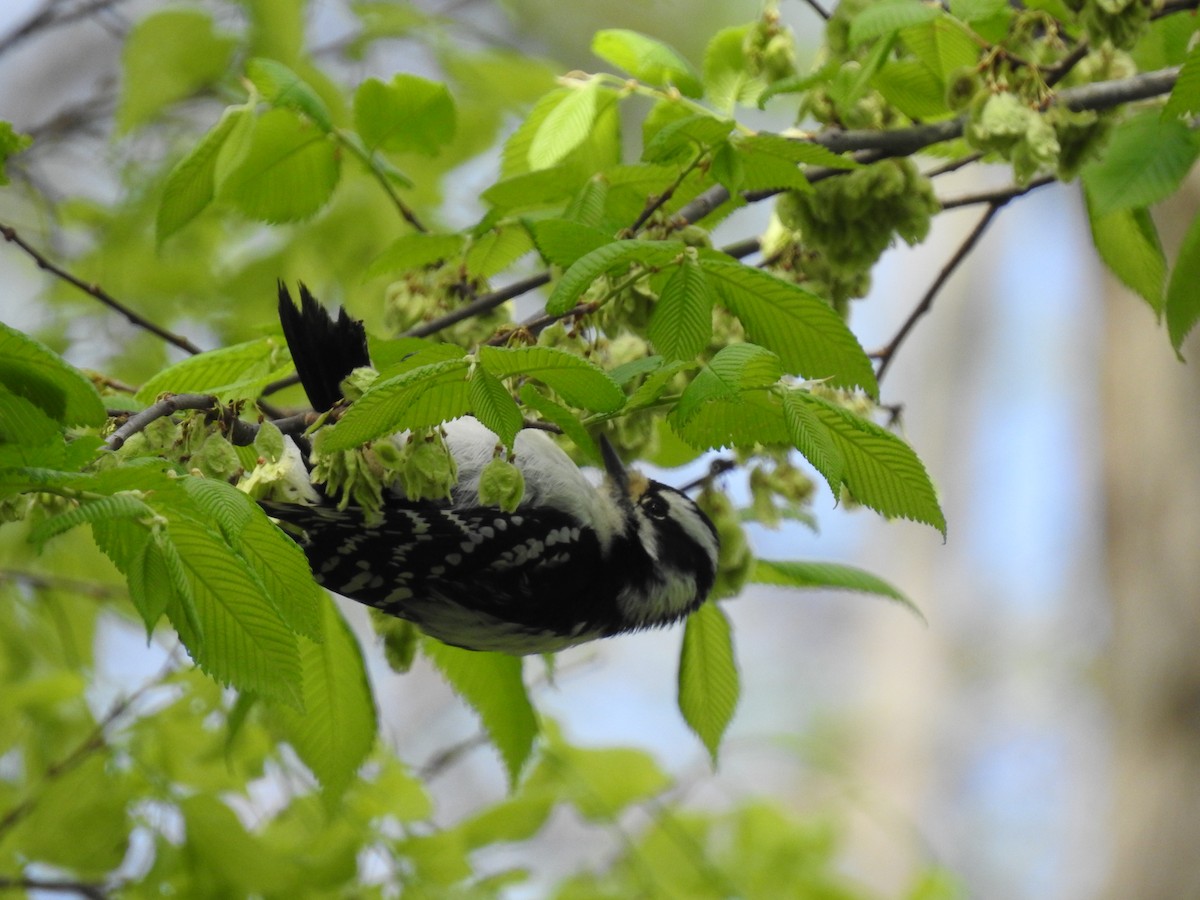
[277,282,371,412]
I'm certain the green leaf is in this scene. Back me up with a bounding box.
[14,756,131,876]
[872,59,950,121]
[519,385,601,464]
[900,17,979,81]
[734,132,859,171]
[781,391,845,495]
[0,121,32,185]
[28,493,157,548]
[752,559,924,621]
[134,337,279,404]
[0,321,106,426]
[592,29,703,98]
[530,218,613,268]
[796,392,946,534]
[469,366,523,450]
[181,478,323,641]
[642,114,735,165]
[648,257,713,361]
[180,795,296,894]
[466,224,534,279]
[216,107,340,223]
[246,57,334,131]
[1163,41,1200,121]
[366,232,465,279]
[0,387,60,449]
[534,736,671,821]
[424,640,538,787]
[482,165,583,214]
[849,0,943,45]
[703,24,767,113]
[1166,207,1200,355]
[274,600,377,799]
[1086,196,1165,315]
[528,82,602,170]
[671,389,790,451]
[117,9,236,132]
[478,345,623,413]
[353,74,456,155]
[163,513,304,707]
[546,240,683,315]
[1081,112,1200,217]
[677,601,739,764]
[319,358,472,451]
[700,259,878,394]
[158,107,251,241]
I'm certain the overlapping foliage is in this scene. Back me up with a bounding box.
[1,0,1197,894]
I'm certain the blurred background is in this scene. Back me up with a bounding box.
[2,1,1198,898]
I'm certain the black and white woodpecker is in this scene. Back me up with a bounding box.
[263,284,720,655]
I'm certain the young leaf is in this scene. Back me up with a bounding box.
[677,601,739,764]
[849,0,943,46]
[273,600,377,799]
[672,390,790,450]
[246,58,333,131]
[134,337,278,404]
[182,478,323,641]
[158,107,251,241]
[642,114,734,165]
[465,224,534,279]
[518,385,601,464]
[117,9,236,132]
[1082,113,1200,218]
[1086,196,1165,315]
[530,219,613,268]
[592,29,703,97]
[671,344,782,427]
[752,559,924,622]
[469,366,523,450]
[648,257,713,361]
[216,108,340,223]
[546,240,683,314]
[1166,208,1200,355]
[781,390,845,495]
[700,259,878,395]
[0,321,106,426]
[318,358,473,451]
[482,166,582,214]
[703,24,768,113]
[366,232,465,279]
[795,392,946,534]
[0,121,31,186]
[353,74,456,155]
[163,512,304,708]
[528,82,602,170]
[1163,41,1200,121]
[28,493,157,549]
[424,639,538,787]
[478,345,623,413]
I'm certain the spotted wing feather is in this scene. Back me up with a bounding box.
[262,500,619,650]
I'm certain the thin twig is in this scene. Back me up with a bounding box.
[873,202,1005,384]
[799,0,831,20]
[1,221,203,355]
[0,0,128,57]
[104,393,217,450]
[404,272,552,338]
[923,152,983,179]
[0,876,107,900]
[938,175,1056,210]
[0,569,125,599]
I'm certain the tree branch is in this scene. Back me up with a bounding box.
[104,393,218,450]
[873,202,1006,384]
[938,175,1056,210]
[1,221,203,355]
[0,0,129,58]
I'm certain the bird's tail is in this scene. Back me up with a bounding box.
[277,282,371,412]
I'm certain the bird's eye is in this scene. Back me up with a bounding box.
[642,494,669,519]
